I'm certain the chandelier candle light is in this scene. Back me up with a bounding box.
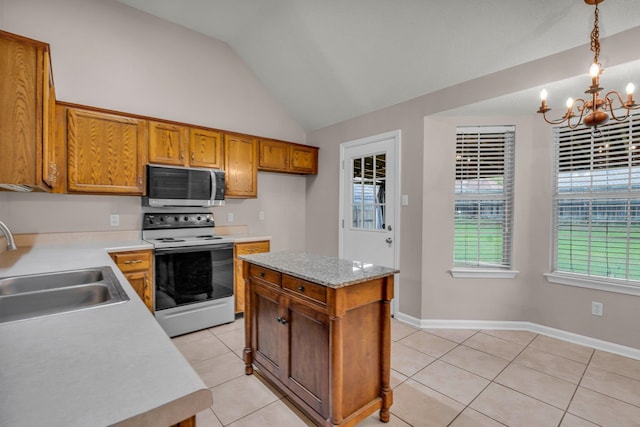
[537,0,639,128]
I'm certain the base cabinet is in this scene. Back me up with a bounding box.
[110,249,154,313]
[244,262,393,426]
[234,240,270,313]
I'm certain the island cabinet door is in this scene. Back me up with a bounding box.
[285,298,330,419]
[251,282,284,379]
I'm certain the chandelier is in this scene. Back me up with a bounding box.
[537,0,639,128]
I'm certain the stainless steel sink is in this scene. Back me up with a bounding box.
[0,266,129,324]
[0,268,105,295]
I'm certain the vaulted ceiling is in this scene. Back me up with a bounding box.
[115,0,640,131]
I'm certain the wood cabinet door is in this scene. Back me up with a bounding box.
[234,241,270,313]
[189,128,223,168]
[251,282,285,379]
[224,134,257,198]
[258,139,289,172]
[67,108,147,194]
[148,121,187,166]
[0,32,50,190]
[285,298,330,418]
[289,144,318,174]
[125,271,153,313]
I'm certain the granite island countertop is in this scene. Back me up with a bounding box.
[0,241,212,427]
[239,251,399,288]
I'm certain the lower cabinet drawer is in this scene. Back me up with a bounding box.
[111,251,152,272]
[283,275,327,304]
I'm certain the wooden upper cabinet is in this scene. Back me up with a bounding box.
[189,128,223,168]
[149,122,223,169]
[224,134,257,198]
[258,139,290,171]
[289,144,318,174]
[0,30,59,192]
[66,107,147,194]
[258,139,318,175]
[148,121,188,166]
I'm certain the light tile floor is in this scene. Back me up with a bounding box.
[171,319,640,427]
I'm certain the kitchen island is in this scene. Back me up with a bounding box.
[0,242,212,427]
[240,251,399,427]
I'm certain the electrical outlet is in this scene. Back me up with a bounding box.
[259,211,265,221]
[110,214,120,227]
[592,301,603,317]
[227,212,234,222]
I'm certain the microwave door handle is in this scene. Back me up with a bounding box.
[210,169,216,202]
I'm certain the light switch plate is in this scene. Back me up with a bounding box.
[227,212,234,222]
[401,194,409,206]
[110,214,120,227]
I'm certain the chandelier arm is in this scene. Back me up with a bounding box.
[539,111,571,126]
[605,93,631,122]
[567,99,588,129]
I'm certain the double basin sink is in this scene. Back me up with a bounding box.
[0,266,129,324]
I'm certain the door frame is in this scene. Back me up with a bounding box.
[339,130,401,315]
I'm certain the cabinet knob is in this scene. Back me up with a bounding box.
[191,152,195,160]
[258,272,265,277]
[276,316,288,325]
[297,285,305,292]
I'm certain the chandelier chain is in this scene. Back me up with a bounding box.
[590,2,600,64]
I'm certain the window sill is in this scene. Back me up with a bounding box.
[450,268,519,279]
[545,272,640,296]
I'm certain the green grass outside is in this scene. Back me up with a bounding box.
[454,220,504,266]
[454,220,640,280]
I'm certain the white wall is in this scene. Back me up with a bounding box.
[307,26,640,349]
[0,0,309,249]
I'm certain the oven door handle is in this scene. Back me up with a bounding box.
[154,243,234,254]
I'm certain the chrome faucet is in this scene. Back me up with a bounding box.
[0,220,17,251]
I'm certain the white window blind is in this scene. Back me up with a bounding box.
[552,115,640,283]
[454,126,515,269]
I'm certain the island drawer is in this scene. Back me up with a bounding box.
[248,264,281,287]
[282,275,327,304]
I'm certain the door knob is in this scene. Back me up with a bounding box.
[385,237,393,244]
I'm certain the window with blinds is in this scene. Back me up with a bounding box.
[552,114,640,283]
[454,126,515,269]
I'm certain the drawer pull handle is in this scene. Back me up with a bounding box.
[297,285,305,292]
[124,259,143,264]
[258,272,265,277]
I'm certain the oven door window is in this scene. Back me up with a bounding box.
[154,245,234,311]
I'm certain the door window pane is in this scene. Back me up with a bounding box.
[352,154,386,230]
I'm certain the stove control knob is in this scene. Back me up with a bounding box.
[197,216,202,221]
[159,216,165,222]
[184,216,189,221]
[174,216,179,222]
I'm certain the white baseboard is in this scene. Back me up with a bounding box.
[393,312,640,360]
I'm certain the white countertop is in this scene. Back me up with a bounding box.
[0,241,212,427]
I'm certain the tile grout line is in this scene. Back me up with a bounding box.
[558,347,597,427]
[444,331,537,427]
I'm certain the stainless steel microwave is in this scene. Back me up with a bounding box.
[143,165,225,207]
